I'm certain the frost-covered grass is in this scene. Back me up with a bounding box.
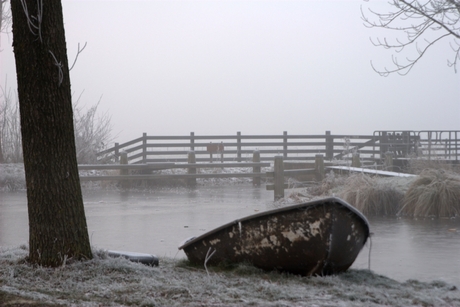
[1,246,459,307]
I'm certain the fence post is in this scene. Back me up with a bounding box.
[208,143,214,163]
[253,150,261,187]
[237,131,242,162]
[274,156,284,200]
[142,132,147,163]
[283,131,288,159]
[381,132,388,158]
[428,131,432,161]
[114,142,119,163]
[187,151,196,188]
[190,132,195,151]
[220,141,224,163]
[120,151,130,190]
[325,131,333,160]
[384,152,393,171]
[352,153,361,168]
[315,154,325,181]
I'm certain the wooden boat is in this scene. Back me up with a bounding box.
[178,197,369,276]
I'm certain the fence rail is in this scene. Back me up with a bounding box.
[97,130,460,164]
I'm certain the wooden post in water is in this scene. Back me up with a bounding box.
[120,151,130,190]
[274,156,284,200]
[253,150,261,187]
[188,151,196,188]
[352,153,361,168]
[315,154,325,181]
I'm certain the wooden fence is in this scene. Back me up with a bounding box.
[97,130,460,164]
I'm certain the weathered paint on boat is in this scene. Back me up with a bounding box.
[178,197,369,276]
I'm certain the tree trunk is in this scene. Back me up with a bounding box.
[11,0,92,266]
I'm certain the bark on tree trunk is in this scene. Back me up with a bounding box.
[11,0,92,266]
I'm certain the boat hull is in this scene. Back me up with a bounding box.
[178,197,369,276]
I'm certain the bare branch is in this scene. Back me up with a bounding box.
[362,0,460,75]
[48,50,63,86]
[69,42,87,71]
[19,0,42,43]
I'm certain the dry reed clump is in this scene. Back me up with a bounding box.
[338,174,404,216]
[399,169,460,218]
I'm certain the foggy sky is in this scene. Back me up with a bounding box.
[1,0,459,144]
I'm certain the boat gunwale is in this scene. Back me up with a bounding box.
[178,197,369,250]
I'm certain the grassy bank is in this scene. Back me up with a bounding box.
[1,246,459,307]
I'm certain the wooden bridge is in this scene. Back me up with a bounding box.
[77,130,460,199]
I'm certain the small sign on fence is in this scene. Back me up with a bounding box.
[207,142,224,162]
[206,143,224,153]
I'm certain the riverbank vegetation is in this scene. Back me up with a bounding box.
[302,159,460,218]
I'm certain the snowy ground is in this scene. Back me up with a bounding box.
[1,246,459,307]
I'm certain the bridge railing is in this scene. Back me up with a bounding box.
[417,131,460,160]
[97,131,382,164]
[372,130,460,161]
[96,130,460,164]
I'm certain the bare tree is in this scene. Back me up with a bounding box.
[11,0,92,266]
[361,0,460,76]
[0,0,11,35]
[0,0,11,162]
[73,93,113,164]
[0,80,22,163]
